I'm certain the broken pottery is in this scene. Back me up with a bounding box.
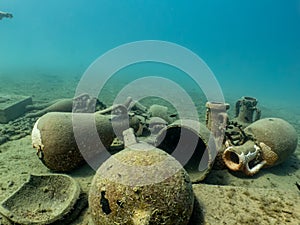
[155,119,217,183]
[0,174,81,225]
[223,118,298,176]
[232,96,261,128]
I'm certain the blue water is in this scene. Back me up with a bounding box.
[1,0,300,110]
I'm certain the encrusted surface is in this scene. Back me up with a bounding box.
[0,95,32,123]
[89,147,194,225]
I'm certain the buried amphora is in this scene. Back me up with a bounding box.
[223,118,298,176]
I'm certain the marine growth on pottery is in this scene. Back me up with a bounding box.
[31,112,116,172]
[155,119,217,183]
[223,118,298,176]
[89,128,194,225]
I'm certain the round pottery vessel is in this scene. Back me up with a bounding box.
[89,142,194,225]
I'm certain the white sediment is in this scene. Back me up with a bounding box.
[31,118,43,149]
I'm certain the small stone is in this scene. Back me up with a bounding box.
[7,181,14,187]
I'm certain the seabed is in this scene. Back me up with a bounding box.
[0,75,299,225]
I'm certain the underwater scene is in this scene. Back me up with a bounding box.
[0,0,299,224]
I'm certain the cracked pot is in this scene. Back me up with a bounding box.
[223,118,298,176]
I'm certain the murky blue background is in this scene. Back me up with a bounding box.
[1,0,300,110]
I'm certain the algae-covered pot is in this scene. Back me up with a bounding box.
[223,118,298,176]
[155,119,216,183]
[89,129,194,225]
[31,112,116,172]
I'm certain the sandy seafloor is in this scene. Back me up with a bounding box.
[0,74,299,225]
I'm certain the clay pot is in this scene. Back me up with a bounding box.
[149,104,175,124]
[232,96,261,128]
[223,118,298,175]
[155,119,217,183]
[31,112,116,172]
[89,129,194,225]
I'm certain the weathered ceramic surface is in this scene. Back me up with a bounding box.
[245,118,297,165]
[155,119,216,183]
[223,118,298,175]
[0,174,81,224]
[31,112,115,172]
[233,96,261,128]
[89,143,194,225]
